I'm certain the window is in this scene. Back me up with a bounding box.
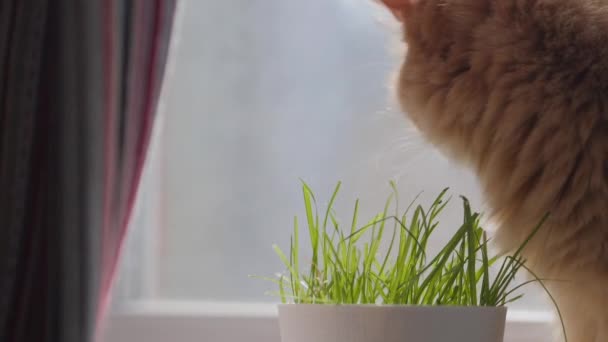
[105,0,554,341]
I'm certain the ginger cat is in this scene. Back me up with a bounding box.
[379,0,608,340]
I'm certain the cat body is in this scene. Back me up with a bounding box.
[380,1,608,340]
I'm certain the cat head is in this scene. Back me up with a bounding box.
[377,0,494,164]
[375,0,607,164]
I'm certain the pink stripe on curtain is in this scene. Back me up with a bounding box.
[97,0,175,333]
[100,0,118,325]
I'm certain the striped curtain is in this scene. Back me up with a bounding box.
[0,1,176,341]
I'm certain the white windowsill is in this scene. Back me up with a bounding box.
[104,300,555,342]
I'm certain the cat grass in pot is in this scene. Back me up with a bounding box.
[262,182,563,342]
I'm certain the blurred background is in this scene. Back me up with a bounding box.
[112,0,549,311]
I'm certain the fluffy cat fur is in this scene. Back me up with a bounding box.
[380,0,608,340]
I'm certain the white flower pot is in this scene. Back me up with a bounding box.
[278,304,507,342]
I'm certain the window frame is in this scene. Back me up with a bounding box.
[105,301,555,342]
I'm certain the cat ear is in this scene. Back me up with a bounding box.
[378,0,417,22]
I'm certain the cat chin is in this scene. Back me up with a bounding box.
[405,122,474,169]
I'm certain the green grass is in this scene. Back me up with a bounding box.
[258,181,566,340]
